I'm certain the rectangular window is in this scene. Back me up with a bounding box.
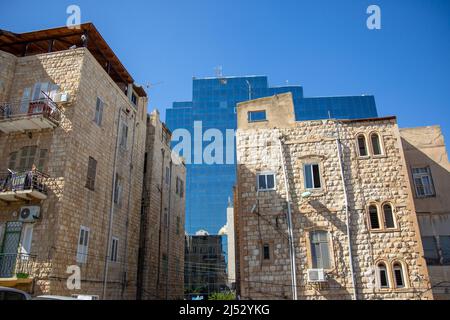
[110,237,119,262]
[37,149,48,171]
[248,110,267,122]
[310,231,331,269]
[94,97,104,126]
[440,236,450,265]
[19,146,37,171]
[304,164,321,189]
[162,254,168,275]
[131,93,137,106]
[76,226,90,264]
[263,243,270,260]
[422,236,439,265]
[120,121,128,149]
[176,216,181,235]
[86,157,97,191]
[257,172,275,191]
[114,173,122,204]
[412,167,435,197]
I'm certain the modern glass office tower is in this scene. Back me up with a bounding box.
[166,75,378,236]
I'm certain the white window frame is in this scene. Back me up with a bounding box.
[76,226,90,264]
[114,173,122,205]
[393,263,406,288]
[356,134,369,157]
[303,163,322,190]
[257,172,276,191]
[370,132,384,156]
[110,237,119,263]
[376,262,390,289]
[120,120,129,150]
[412,167,435,198]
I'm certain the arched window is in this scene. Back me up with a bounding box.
[393,262,406,288]
[371,133,382,156]
[357,134,368,157]
[377,262,389,288]
[383,203,396,229]
[369,205,380,229]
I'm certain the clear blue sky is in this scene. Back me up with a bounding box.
[1,0,449,145]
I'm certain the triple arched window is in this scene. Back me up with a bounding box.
[368,202,397,231]
[376,260,408,289]
[357,132,383,157]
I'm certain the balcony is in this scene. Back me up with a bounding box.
[0,170,48,203]
[0,96,62,134]
[0,254,36,292]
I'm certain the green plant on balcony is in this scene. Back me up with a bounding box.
[15,273,30,279]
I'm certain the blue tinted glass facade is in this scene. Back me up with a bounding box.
[166,76,377,236]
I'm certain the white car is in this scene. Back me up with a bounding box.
[0,286,32,300]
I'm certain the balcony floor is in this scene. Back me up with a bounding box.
[0,115,58,133]
[0,189,47,202]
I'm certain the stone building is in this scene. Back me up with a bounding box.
[0,24,185,300]
[184,232,227,296]
[234,92,433,300]
[400,126,450,299]
[137,110,186,300]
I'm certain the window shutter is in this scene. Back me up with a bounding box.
[20,224,34,255]
[20,88,31,113]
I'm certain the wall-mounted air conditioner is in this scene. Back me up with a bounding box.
[19,206,41,223]
[307,269,327,283]
[53,92,70,103]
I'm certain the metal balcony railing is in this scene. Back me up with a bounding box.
[0,95,62,131]
[0,253,37,278]
[0,169,49,195]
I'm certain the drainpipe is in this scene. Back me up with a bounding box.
[102,106,122,300]
[335,120,358,300]
[156,147,166,296]
[165,157,173,299]
[121,109,137,298]
[277,135,298,300]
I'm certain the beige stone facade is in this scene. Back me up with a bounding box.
[234,93,433,300]
[400,126,450,299]
[0,24,185,300]
[137,110,186,300]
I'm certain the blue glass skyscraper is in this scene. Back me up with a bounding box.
[166,75,378,235]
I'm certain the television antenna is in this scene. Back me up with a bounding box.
[145,81,164,89]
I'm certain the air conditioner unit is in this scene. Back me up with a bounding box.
[19,206,41,223]
[72,294,100,300]
[307,269,327,283]
[53,92,70,103]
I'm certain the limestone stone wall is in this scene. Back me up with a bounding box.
[139,110,186,300]
[236,114,432,300]
[0,50,17,102]
[401,126,450,300]
[0,47,146,299]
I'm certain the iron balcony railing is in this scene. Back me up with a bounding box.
[0,169,49,195]
[0,253,37,278]
[0,95,62,125]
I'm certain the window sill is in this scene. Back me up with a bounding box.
[249,120,268,123]
[372,154,387,159]
[369,228,401,234]
[257,188,276,192]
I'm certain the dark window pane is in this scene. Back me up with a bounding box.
[266,174,275,189]
[371,134,382,155]
[258,175,266,190]
[312,164,321,188]
[394,266,404,287]
[422,236,439,265]
[263,244,270,260]
[440,236,450,264]
[379,267,388,287]
[304,165,313,189]
[383,204,395,229]
[358,135,367,156]
[369,205,380,229]
[248,110,266,122]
